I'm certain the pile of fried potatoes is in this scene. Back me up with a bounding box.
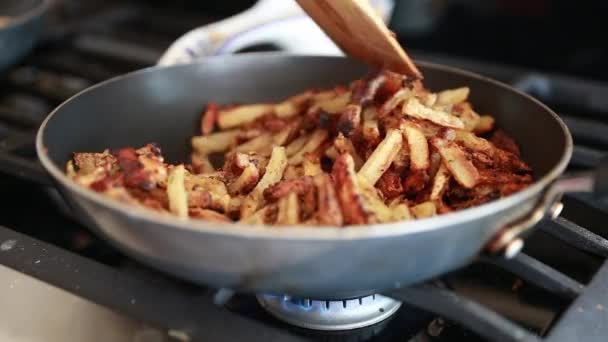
[67,70,532,226]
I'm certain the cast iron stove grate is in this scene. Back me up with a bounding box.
[0,1,607,342]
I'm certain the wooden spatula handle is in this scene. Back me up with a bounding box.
[296,0,422,78]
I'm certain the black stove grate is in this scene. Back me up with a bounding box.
[0,1,607,342]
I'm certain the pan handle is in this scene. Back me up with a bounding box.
[486,157,607,258]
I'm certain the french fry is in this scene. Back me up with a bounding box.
[411,201,436,218]
[240,205,276,225]
[422,93,437,107]
[192,129,239,155]
[167,165,188,218]
[264,176,313,201]
[289,129,328,165]
[276,192,300,225]
[217,104,273,129]
[379,88,412,117]
[455,103,480,132]
[314,174,343,226]
[430,163,450,201]
[436,87,470,106]
[334,133,364,170]
[358,129,403,185]
[403,98,465,129]
[432,138,480,188]
[403,123,429,171]
[303,157,323,176]
[191,153,215,174]
[474,115,496,135]
[390,202,412,221]
[201,102,219,135]
[324,145,339,159]
[310,91,351,114]
[186,174,231,211]
[234,133,273,156]
[332,154,369,225]
[189,208,231,222]
[285,135,308,157]
[283,164,303,180]
[454,130,494,154]
[241,146,287,217]
[228,164,259,195]
[273,117,301,146]
[358,178,394,223]
[274,91,313,118]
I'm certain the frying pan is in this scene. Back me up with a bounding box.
[0,0,49,71]
[36,54,604,299]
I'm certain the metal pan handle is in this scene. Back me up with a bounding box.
[486,157,608,258]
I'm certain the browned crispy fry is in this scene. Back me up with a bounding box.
[241,146,287,217]
[201,102,219,135]
[73,150,116,174]
[228,164,260,195]
[240,204,277,225]
[376,168,403,199]
[312,174,343,226]
[334,133,364,170]
[264,176,314,201]
[453,102,480,132]
[274,91,313,118]
[285,134,308,157]
[358,129,403,185]
[332,154,369,225]
[403,98,464,129]
[273,117,302,146]
[454,130,494,154]
[432,138,480,189]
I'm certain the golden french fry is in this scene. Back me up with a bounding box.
[403,123,429,170]
[430,163,450,200]
[186,174,231,211]
[167,165,188,218]
[436,87,470,105]
[358,129,403,185]
[241,146,287,217]
[276,192,300,225]
[310,91,351,114]
[411,201,437,218]
[189,208,232,222]
[240,205,275,225]
[422,93,437,107]
[474,115,496,135]
[390,203,412,221]
[303,158,323,176]
[456,103,481,132]
[234,133,273,156]
[274,91,313,118]
[192,129,239,155]
[285,135,308,157]
[403,98,464,129]
[454,130,494,154]
[380,88,412,116]
[217,104,273,129]
[289,129,328,165]
[229,164,260,195]
[273,118,301,146]
[432,138,480,188]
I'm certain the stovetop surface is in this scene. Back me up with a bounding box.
[0,1,607,342]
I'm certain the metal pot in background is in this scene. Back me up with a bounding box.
[0,0,50,71]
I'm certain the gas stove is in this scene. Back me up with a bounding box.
[1,1,608,342]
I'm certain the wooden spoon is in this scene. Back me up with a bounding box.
[296,0,422,78]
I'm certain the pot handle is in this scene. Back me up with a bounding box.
[486,157,607,257]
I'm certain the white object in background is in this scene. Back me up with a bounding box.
[158,0,395,66]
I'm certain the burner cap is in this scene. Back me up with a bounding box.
[257,294,401,331]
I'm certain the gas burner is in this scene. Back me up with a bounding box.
[257,294,401,330]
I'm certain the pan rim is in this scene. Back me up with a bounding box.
[36,54,573,241]
[0,0,50,31]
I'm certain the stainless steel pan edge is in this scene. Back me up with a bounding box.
[36,55,572,297]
